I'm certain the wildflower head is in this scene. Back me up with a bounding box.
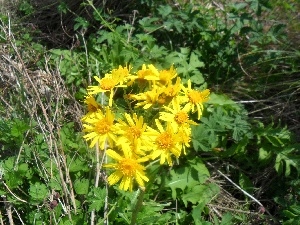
[158,65,177,85]
[82,107,117,148]
[148,120,182,166]
[181,79,210,119]
[104,149,149,191]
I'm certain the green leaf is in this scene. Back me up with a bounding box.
[68,157,89,172]
[74,16,90,30]
[182,183,220,206]
[190,73,204,85]
[166,166,199,199]
[189,52,204,69]
[191,124,210,152]
[74,178,89,195]
[29,182,48,202]
[137,201,172,224]
[207,93,240,110]
[3,157,15,171]
[258,147,272,163]
[10,119,29,138]
[238,172,254,195]
[220,213,233,225]
[275,147,300,176]
[87,187,106,212]
[192,202,206,225]
[189,158,210,183]
[158,5,172,18]
[139,17,160,33]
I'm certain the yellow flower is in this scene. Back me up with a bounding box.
[87,72,127,107]
[177,126,191,155]
[104,149,149,191]
[147,120,181,166]
[181,79,210,120]
[130,86,163,109]
[136,64,160,81]
[116,113,153,156]
[163,77,181,99]
[81,95,102,121]
[82,107,117,149]
[111,65,131,85]
[158,65,177,86]
[159,99,197,132]
[154,77,182,107]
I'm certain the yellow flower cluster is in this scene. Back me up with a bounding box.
[81,64,210,191]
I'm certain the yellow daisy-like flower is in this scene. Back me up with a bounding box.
[177,126,192,155]
[81,95,102,121]
[155,77,182,107]
[104,149,149,191]
[82,107,117,149]
[127,64,159,87]
[147,120,181,166]
[136,64,160,81]
[159,99,197,132]
[130,86,163,109]
[111,65,131,85]
[87,72,127,107]
[181,79,210,120]
[158,65,177,86]
[116,113,153,156]
[163,77,181,98]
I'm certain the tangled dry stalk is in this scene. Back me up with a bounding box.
[0,16,84,223]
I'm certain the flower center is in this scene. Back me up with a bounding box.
[175,111,188,124]
[95,119,111,134]
[100,78,116,90]
[127,126,141,139]
[157,94,166,105]
[119,159,138,176]
[188,90,204,104]
[164,86,176,97]
[156,132,174,150]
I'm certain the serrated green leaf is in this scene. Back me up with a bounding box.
[182,183,219,206]
[189,158,210,183]
[74,178,89,195]
[191,124,210,152]
[166,166,199,199]
[49,178,62,190]
[88,187,106,212]
[275,147,300,176]
[4,172,23,188]
[158,5,172,18]
[29,182,48,202]
[190,73,204,85]
[3,157,15,171]
[189,52,204,69]
[68,157,89,172]
[192,202,206,225]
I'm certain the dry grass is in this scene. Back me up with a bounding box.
[0,18,85,223]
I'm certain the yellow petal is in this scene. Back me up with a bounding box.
[108,171,123,185]
[106,149,123,161]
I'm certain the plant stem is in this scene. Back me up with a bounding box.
[91,142,100,225]
[130,188,145,225]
